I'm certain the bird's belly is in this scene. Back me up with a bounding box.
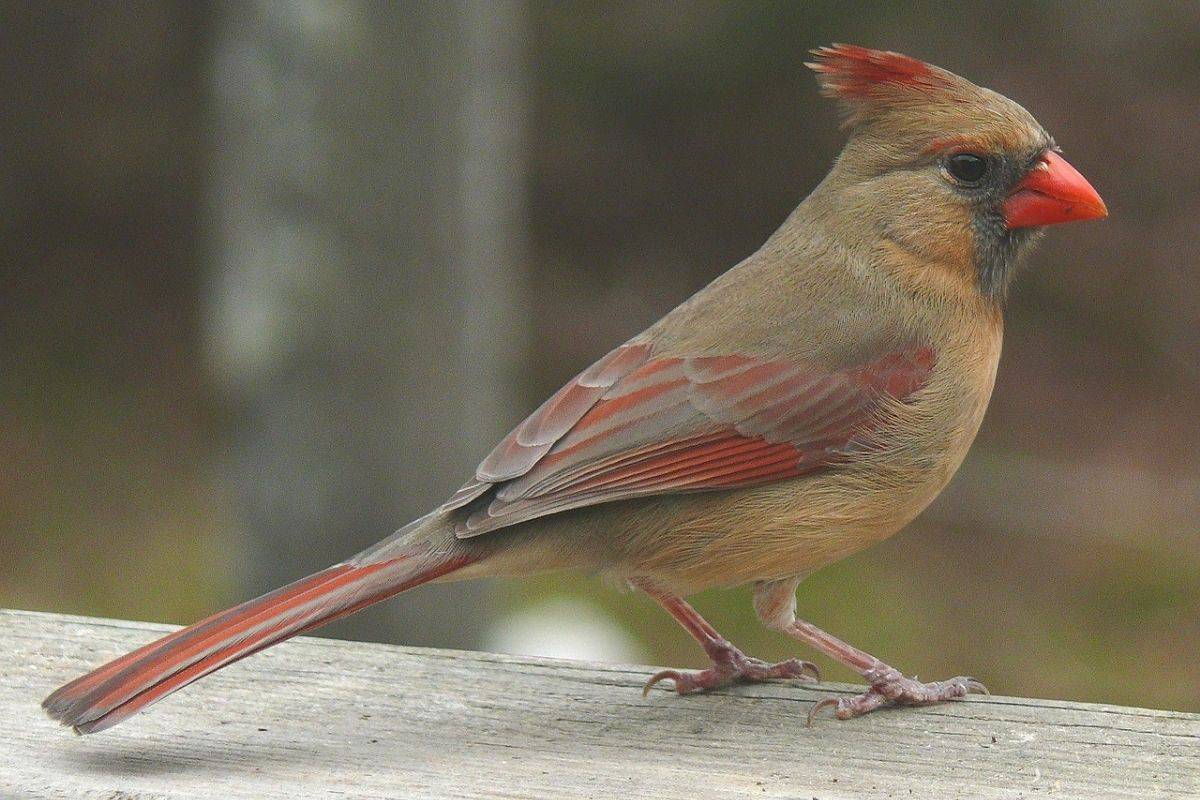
[605,470,945,592]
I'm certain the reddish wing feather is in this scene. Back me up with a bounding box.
[473,343,652,483]
[451,345,935,537]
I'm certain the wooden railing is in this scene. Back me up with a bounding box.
[4,608,1197,799]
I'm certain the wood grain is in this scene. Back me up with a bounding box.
[3,609,1197,799]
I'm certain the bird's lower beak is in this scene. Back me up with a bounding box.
[1002,151,1108,229]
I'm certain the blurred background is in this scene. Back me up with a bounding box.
[3,1,1198,712]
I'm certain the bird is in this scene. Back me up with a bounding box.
[44,44,1107,734]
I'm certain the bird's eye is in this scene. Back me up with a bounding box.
[946,153,989,185]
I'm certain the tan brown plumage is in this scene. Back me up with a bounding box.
[44,45,1107,734]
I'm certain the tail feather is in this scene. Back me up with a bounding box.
[43,553,472,734]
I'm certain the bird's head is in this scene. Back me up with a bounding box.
[806,44,1107,302]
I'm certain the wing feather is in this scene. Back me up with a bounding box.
[449,343,935,537]
[473,343,652,481]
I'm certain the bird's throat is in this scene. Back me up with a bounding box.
[973,214,1042,302]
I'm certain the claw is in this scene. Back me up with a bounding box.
[764,657,821,682]
[965,677,990,695]
[643,669,683,696]
[806,696,841,727]
[643,653,819,698]
[806,673,982,723]
[747,656,821,683]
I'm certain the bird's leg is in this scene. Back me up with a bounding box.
[754,579,987,723]
[634,579,819,695]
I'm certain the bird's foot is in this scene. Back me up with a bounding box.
[806,668,988,724]
[643,643,819,696]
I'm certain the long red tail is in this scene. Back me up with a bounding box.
[43,552,472,734]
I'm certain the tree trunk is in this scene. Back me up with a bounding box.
[206,0,528,648]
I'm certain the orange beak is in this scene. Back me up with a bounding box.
[1002,150,1108,229]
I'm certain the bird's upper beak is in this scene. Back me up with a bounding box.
[1002,151,1108,229]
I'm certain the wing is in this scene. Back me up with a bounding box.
[445,341,935,537]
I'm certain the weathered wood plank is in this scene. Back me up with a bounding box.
[3,609,1197,799]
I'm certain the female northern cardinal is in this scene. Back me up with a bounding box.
[45,44,1106,733]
